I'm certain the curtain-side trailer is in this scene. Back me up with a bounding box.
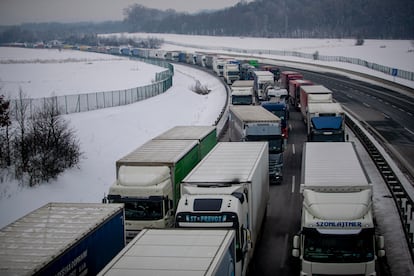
[104,139,200,242]
[0,203,125,276]
[98,229,236,276]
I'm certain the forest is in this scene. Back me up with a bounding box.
[0,0,413,44]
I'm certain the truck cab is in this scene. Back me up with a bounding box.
[106,165,174,241]
[176,185,251,276]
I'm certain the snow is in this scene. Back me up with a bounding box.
[0,47,165,98]
[0,34,413,274]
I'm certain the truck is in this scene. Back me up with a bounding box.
[0,202,125,276]
[292,142,385,276]
[260,65,281,81]
[280,70,303,90]
[229,105,284,183]
[261,100,289,139]
[307,102,346,142]
[153,125,217,160]
[288,79,314,110]
[239,63,255,80]
[175,142,269,276]
[231,80,255,105]
[253,70,274,101]
[266,87,288,103]
[223,62,240,84]
[104,139,203,242]
[299,85,333,121]
[98,229,236,276]
[213,57,226,77]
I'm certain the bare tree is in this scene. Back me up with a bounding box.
[0,93,12,167]
[25,97,81,185]
[13,88,30,180]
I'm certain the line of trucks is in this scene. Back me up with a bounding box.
[0,51,385,275]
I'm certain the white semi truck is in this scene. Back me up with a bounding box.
[229,105,284,183]
[292,142,385,276]
[306,102,346,142]
[98,229,236,276]
[253,70,274,101]
[104,139,201,242]
[231,80,255,105]
[223,62,240,84]
[175,142,269,276]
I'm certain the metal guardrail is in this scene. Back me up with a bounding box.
[345,113,414,263]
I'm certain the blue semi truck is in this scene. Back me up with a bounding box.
[0,202,125,276]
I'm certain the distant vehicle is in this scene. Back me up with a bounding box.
[260,65,281,81]
[307,102,346,142]
[292,142,385,276]
[288,79,314,110]
[253,70,274,101]
[175,142,269,276]
[0,203,125,275]
[299,85,333,121]
[240,63,256,80]
[223,62,240,84]
[98,229,237,276]
[261,100,289,139]
[229,105,284,183]
[231,80,255,105]
[213,57,226,77]
[280,70,303,90]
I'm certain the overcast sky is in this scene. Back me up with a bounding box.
[0,0,247,25]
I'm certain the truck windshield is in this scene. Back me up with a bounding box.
[109,197,163,221]
[303,230,375,263]
[232,96,253,105]
[310,131,345,142]
[246,135,283,154]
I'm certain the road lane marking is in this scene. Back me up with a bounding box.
[405,127,414,136]
[363,102,371,108]
[291,175,296,193]
[292,144,295,155]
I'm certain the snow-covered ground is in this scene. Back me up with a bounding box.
[0,47,165,98]
[0,35,413,274]
[114,33,414,89]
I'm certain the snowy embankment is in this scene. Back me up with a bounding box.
[0,47,226,228]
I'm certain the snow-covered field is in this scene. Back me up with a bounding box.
[0,47,165,98]
[0,35,413,274]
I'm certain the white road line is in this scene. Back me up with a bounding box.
[363,102,371,108]
[383,113,390,119]
[405,127,414,136]
[292,144,295,155]
[291,175,296,194]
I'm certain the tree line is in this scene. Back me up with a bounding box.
[123,0,413,39]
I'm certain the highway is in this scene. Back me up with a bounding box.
[285,67,414,182]
[216,71,414,275]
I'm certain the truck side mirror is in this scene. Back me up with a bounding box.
[376,235,385,249]
[292,235,300,249]
[376,235,385,257]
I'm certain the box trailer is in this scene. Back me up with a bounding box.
[175,142,269,276]
[0,202,125,276]
[98,229,236,276]
[292,142,385,276]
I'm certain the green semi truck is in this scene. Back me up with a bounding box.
[104,126,217,242]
